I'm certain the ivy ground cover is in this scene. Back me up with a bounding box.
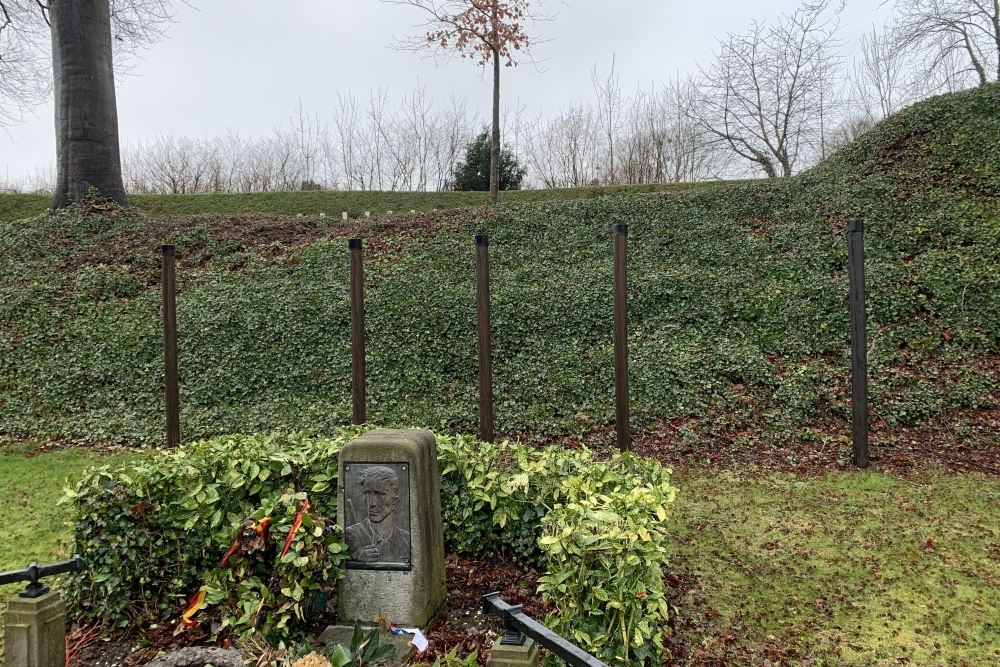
[2,86,1000,454]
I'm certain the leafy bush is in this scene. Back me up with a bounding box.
[199,491,348,642]
[437,437,545,561]
[66,429,679,665]
[537,457,676,665]
[452,130,526,192]
[436,434,679,664]
[63,430,370,642]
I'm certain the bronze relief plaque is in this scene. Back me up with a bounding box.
[342,462,411,571]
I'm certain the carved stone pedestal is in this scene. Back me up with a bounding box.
[486,638,539,667]
[336,428,447,628]
[4,590,66,667]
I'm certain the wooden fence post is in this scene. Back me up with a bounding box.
[349,238,366,425]
[847,219,869,468]
[476,235,494,443]
[613,224,630,452]
[162,245,180,448]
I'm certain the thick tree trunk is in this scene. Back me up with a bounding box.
[49,0,130,209]
[490,50,500,203]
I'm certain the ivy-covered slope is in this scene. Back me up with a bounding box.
[1,85,998,448]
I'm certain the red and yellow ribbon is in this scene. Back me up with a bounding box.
[219,517,271,568]
[254,498,310,627]
[280,499,309,559]
[184,499,308,629]
[181,590,207,626]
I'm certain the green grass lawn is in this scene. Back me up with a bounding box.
[666,469,1000,665]
[0,182,722,223]
[0,443,133,666]
[1,443,997,665]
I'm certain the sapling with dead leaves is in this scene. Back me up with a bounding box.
[384,0,550,203]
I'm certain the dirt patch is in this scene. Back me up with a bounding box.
[66,551,545,667]
[80,211,465,270]
[619,356,997,477]
[540,360,1000,480]
[624,402,1000,478]
[415,553,547,665]
[868,129,931,174]
[68,639,138,667]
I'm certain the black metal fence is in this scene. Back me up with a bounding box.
[0,556,87,598]
[483,592,610,667]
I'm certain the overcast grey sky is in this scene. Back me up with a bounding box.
[2,0,893,179]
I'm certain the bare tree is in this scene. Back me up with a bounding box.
[522,103,599,187]
[290,99,326,189]
[384,0,547,202]
[888,0,1000,87]
[0,1,50,126]
[77,77,731,196]
[694,0,844,178]
[592,55,625,184]
[653,76,722,183]
[433,91,479,189]
[0,160,54,193]
[849,22,913,125]
[400,82,434,190]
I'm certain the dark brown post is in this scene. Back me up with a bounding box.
[847,219,869,468]
[349,238,366,425]
[162,245,180,448]
[613,224,630,451]
[475,235,494,442]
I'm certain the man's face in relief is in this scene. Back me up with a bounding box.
[364,478,397,524]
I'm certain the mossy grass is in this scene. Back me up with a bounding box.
[667,469,1000,664]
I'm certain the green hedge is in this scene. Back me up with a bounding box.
[437,435,677,663]
[63,430,359,644]
[65,429,678,664]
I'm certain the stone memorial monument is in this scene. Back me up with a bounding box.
[318,429,446,659]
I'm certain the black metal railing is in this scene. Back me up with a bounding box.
[482,593,610,667]
[0,556,87,598]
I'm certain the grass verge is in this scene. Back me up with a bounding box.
[0,443,133,665]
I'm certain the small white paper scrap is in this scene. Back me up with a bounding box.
[402,628,429,652]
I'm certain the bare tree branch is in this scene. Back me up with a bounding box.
[0,0,190,126]
[693,0,843,178]
[887,0,1000,87]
